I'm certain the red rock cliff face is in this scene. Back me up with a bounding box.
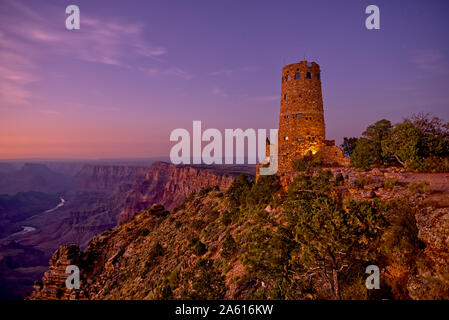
[118,162,239,223]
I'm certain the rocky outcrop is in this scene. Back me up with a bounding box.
[28,244,86,300]
[118,162,249,223]
[28,168,449,300]
[407,207,449,299]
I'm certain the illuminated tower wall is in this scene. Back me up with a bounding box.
[278,60,326,172]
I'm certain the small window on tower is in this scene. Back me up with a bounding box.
[294,72,300,80]
[296,113,302,118]
[284,136,289,140]
[286,74,291,81]
[298,93,302,98]
[297,136,302,141]
[306,72,311,79]
[284,94,287,100]
[316,73,320,80]
[309,116,312,120]
[284,115,289,119]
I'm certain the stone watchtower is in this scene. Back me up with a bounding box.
[278,61,326,172]
[262,60,349,175]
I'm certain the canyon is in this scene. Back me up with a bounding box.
[0,161,252,299]
[28,167,449,300]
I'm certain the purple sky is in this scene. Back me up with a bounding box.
[1,0,448,159]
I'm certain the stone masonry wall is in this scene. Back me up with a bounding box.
[278,61,326,172]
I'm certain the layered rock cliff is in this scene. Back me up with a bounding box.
[29,244,86,300]
[118,162,253,223]
[28,167,449,300]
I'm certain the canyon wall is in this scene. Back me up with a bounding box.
[118,162,249,223]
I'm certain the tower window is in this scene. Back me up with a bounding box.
[284,94,287,100]
[294,72,300,80]
[316,73,320,80]
[298,94,302,98]
[284,136,289,140]
[286,74,291,81]
[306,72,311,79]
[297,136,302,141]
[295,113,302,118]
[284,115,289,119]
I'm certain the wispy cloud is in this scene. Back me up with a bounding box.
[138,66,193,80]
[248,95,279,102]
[410,49,449,74]
[0,0,186,105]
[0,49,37,104]
[211,87,228,97]
[210,66,258,76]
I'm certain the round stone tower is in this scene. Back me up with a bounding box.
[278,60,326,172]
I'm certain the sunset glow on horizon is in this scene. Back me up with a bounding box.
[1,0,448,159]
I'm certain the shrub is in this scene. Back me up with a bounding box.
[246,175,281,208]
[159,284,174,299]
[191,219,205,231]
[384,178,399,190]
[139,228,151,237]
[380,199,423,299]
[209,209,220,220]
[240,226,292,282]
[408,181,430,195]
[292,154,324,172]
[220,210,233,226]
[351,138,379,169]
[226,174,252,211]
[167,266,182,288]
[221,234,236,259]
[341,137,358,157]
[191,239,207,256]
[355,174,373,189]
[188,259,225,299]
[149,242,164,260]
[408,156,449,173]
[284,172,389,299]
[198,187,212,197]
[382,122,421,167]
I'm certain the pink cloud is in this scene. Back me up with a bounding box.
[211,87,228,97]
[410,49,449,74]
[138,66,193,79]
